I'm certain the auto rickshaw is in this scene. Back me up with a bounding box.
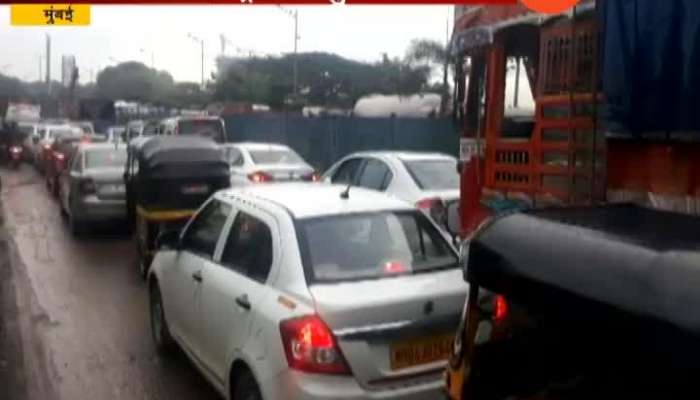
[443,204,700,400]
[124,135,230,278]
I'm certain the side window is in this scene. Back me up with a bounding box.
[220,211,273,283]
[357,159,393,191]
[229,148,244,166]
[143,123,157,136]
[181,200,232,258]
[331,158,362,185]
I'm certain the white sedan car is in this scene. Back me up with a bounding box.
[148,184,467,400]
[322,151,459,224]
[222,142,318,186]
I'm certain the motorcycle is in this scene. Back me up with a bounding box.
[8,145,23,169]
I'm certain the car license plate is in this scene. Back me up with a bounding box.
[390,334,453,370]
[181,184,209,195]
[101,183,124,193]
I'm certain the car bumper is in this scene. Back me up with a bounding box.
[74,196,126,222]
[260,370,447,400]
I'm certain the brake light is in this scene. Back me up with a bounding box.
[310,173,321,182]
[416,197,446,222]
[247,171,273,183]
[53,152,65,161]
[383,261,407,274]
[279,315,351,375]
[9,146,22,154]
[494,295,508,322]
[42,143,51,151]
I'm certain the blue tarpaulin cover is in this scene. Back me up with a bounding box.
[602,0,700,135]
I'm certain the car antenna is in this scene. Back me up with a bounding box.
[340,183,351,200]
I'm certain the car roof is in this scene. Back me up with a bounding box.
[223,142,291,151]
[344,150,455,162]
[219,183,414,219]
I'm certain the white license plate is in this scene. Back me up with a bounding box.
[101,183,124,192]
[181,184,209,195]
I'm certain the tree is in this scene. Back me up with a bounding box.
[405,39,451,115]
[96,62,176,103]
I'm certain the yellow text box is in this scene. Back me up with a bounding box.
[11,4,91,26]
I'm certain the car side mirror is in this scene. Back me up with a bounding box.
[445,201,461,238]
[156,229,181,250]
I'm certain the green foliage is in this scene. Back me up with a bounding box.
[0,74,28,101]
[96,62,175,103]
[213,52,432,109]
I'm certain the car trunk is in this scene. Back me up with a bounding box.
[308,268,467,390]
[255,163,314,182]
[87,167,126,200]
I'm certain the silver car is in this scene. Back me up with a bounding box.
[58,143,128,235]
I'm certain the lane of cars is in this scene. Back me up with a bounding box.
[16,116,464,400]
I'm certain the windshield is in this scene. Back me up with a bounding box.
[49,127,79,138]
[178,120,225,142]
[249,148,304,165]
[85,148,127,169]
[403,158,459,191]
[299,211,457,282]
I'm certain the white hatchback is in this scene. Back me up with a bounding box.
[148,183,467,400]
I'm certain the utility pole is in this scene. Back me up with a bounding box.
[277,6,300,97]
[38,55,42,82]
[188,33,205,89]
[293,9,298,96]
[45,34,51,94]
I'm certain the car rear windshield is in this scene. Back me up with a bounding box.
[85,149,127,169]
[298,211,457,282]
[249,148,304,165]
[178,120,225,142]
[18,125,34,135]
[402,158,459,191]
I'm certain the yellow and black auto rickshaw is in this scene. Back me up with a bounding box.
[124,135,230,278]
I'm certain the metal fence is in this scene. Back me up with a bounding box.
[223,113,459,171]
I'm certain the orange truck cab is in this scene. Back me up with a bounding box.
[445,1,700,398]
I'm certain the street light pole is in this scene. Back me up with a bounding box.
[188,33,205,89]
[293,9,298,95]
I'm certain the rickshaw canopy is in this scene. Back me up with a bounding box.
[467,205,700,334]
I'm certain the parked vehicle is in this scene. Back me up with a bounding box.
[323,151,459,225]
[72,120,95,135]
[159,116,226,143]
[222,142,319,186]
[125,119,159,141]
[18,121,39,162]
[45,132,85,197]
[105,125,126,143]
[148,183,467,400]
[58,143,128,236]
[33,124,81,173]
[125,136,230,277]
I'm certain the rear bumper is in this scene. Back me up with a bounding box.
[260,369,447,400]
[73,196,126,222]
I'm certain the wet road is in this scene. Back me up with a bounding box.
[0,165,220,400]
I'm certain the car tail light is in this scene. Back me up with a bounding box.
[279,315,351,375]
[247,171,273,183]
[9,146,22,154]
[301,172,322,182]
[416,197,446,223]
[42,143,52,151]
[80,179,96,194]
[493,295,508,323]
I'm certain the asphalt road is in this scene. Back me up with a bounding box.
[0,165,220,400]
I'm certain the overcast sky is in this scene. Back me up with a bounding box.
[0,5,452,84]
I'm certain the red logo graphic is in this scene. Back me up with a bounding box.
[522,0,581,14]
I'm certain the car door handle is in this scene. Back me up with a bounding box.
[192,270,203,283]
[235,294,251,310]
